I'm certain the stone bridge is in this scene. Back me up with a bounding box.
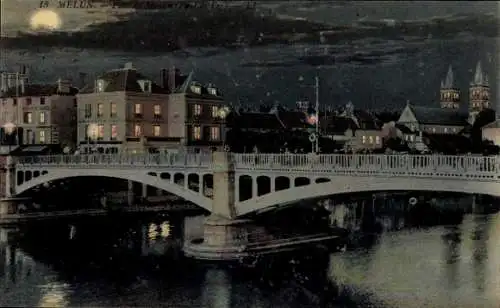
[5,152,500,218]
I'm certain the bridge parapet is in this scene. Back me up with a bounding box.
[15,153,214,169]
[231,154,500,180]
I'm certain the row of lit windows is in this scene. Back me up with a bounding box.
[23,111,47,124]
[24,130,46,144]
[441,92,459,100]
[133,124,161,137]
[191,126,220,141]
[84,103,163,118]
[361,135,381,145]
[192,104,223,118]
[85,124,118,140]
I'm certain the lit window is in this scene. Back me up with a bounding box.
[210,126,219,140]
[192,126,201,140]
[153,125,161,136]
[96,80,105,92]
[208,88,217,96]
[39,112,46,124]
[154,104,161,116]
[444,127,448,133]
[110,103,117,117]
[375,136,380,144]
[97,124,104,140]
[193,104,201,116]
[452,128,456,133]
[111,125,118,140]
[84,104,92,118]
[134,103,142,115]
[211,106,219,118]
[97,104,104,117]
[190,85,201,94]
[368,136,373,144]
[25,112,32,124]
[39,130,45,143]
[432,127,436,133]
[362,135,366,144]
[134,124,142,137]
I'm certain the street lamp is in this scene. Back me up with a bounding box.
[3,122,16,154]
[86,123,98,154]
[217,106,230,152]
[298,76,320,153]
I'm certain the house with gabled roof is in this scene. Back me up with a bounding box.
[76,63,227,154]
[0,70,79,153]
[166,69,226,153]
[322,102,383,152]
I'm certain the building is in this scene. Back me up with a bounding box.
[468,62,491,124]
[0,72,78,152]
[481,120,500,146]
[397,61,490,149]
[440,66,460,109]
[77,63,173,154]
[321,102,383,152]
[166,70,226,153]
[76,63,227,154]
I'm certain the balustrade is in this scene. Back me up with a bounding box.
[13,153,500,180]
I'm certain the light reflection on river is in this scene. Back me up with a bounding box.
[327,212,500,308]
[0,209,499,307]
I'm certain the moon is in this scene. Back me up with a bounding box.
[29,10,62,30]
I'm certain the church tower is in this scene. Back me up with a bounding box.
[468,61,490,124]
[440,65,460,109]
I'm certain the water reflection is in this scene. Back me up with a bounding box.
[327,211,500,308]
[201,269,231,308]
[0,206,499,307]
[38,282,70,307]
[486,212,500,305]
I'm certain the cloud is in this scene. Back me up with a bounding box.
[1,8,496,55]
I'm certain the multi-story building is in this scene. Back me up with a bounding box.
[76,63,174,154]
[166,69,226,153]
[0,72,78,152]
[76,63,227,154]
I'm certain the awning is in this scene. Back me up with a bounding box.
[21,146,48,153]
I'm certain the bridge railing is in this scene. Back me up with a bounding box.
[230,154,500,179]
[16,153,214,168]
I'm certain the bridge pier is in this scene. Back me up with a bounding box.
[184,152,252,261]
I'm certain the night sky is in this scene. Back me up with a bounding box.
[1,1,498,111]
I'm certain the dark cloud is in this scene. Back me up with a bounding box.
[2,9,496,55]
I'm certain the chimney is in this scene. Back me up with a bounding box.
[0,73,6,93]
[124,62,134,70]
[57,78,71,93]
[168,66,176,93]
[161,68,167,89]
[19,77,25,95]
[78,72,87,89]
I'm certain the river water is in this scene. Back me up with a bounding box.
[0,204,499,307]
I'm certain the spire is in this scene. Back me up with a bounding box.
[441,65,454,89]
[472,61,488,86]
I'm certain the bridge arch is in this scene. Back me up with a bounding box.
[236,175,500,216]
[15,168,213,212]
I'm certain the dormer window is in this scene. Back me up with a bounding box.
[190,85,201,94]
[208,87,217,96]
[96,79,105,92]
